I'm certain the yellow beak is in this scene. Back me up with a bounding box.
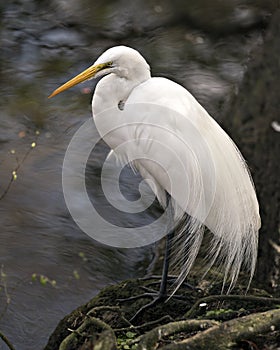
[48,63,109,98]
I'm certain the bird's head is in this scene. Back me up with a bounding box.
[48,46,150,98]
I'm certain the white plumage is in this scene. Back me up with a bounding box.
[49,45,261,293]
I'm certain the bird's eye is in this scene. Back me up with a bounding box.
[106,61,113,68]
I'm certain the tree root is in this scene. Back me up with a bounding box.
[185,294,280,318]
[157,308,280,350]
[58,316,116,350]
[137,319,219,350]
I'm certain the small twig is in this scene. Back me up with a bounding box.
[0,132,39,201]
[87,305,132,327]
[185,294,280,318]
[0,331,16,350]
[0,265,11,320]
[139,275,179,281]
[0,175,14,201]
[139,275,198,290]
[117,288,186,303]
[269,239,280,253]
[140,286,158,293]
[87,305,121,316]
[117,292,155,303]
[114,315,174,333]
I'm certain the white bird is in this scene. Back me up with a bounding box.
[49,46,260,305]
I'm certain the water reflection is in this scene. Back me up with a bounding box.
[0,0,266,348]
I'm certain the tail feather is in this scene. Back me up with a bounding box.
[168,118,260,294]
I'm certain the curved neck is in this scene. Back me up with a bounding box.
[92,71,150,116]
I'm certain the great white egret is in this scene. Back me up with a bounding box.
[49,46,260,310]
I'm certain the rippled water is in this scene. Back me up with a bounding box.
[0,1,264,348]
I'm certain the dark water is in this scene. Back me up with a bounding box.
[0,1,265,348]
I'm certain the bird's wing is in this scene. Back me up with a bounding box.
[125,77,260,291]
[94,76,260,292]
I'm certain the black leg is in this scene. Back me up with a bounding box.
[159,192,174,297]
[158,230,174,298]
[129,192,174,323]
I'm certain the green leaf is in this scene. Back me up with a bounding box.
[126,331,136,339]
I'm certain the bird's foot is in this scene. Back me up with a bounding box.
[117,277,199,323]
[118,291,167,323]
[130,294,165,323]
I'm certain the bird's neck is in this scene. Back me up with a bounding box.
[92,72,150,116]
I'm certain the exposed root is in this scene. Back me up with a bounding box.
[185,294,280,318]
[58,316,116,350]
[137,319,219,350]
[160,309,280,350]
